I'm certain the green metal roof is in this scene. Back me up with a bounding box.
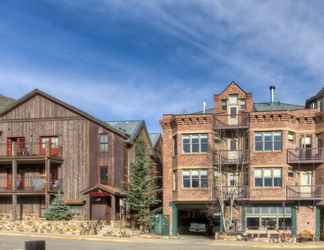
[107,120,144,143]
[253,102,304,112]
[0,95,15,113]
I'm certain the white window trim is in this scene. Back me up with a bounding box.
[182,134,208,154]
[254,131,283,152]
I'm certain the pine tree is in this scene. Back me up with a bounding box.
[127,140,159,231]
[43,195,73,221]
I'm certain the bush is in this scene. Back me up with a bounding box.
[298,229,313,242]
[43,196,73,221]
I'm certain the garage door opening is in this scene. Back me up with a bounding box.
[178,208,220,237]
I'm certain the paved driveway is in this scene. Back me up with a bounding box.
[0,235,323,250]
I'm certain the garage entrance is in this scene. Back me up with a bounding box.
[177,206,220,237]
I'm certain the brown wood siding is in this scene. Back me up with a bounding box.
[0,94,126,218]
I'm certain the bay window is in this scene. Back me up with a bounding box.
[182,170,208,188]
[246,206,291,230]
[182,134,208,154]
[255,131,282,152]
[254,168,282,188]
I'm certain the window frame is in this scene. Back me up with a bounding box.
[99,133,109,153]
[253,168,282,188]
[99,166,108,185]
[181,134,208,154]
[254,131,283,152]
[182,169,209,189]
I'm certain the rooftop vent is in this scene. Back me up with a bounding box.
[270,85,276,104]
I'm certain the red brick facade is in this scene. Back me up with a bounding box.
[161,82,324,239]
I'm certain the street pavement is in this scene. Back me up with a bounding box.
[1,235,324,250]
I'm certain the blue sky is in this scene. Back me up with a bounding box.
[0,1,323,131]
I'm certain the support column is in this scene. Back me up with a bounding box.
[315,206,320,241]
[111,195,116,221]
[291,205,297,240]
[12,194,17,221]
[240,206,246,232]
[12,142,17,221]
[171,203,178,236]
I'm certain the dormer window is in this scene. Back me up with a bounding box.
[228,94,238,105]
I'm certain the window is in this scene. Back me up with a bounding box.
[182,134,208,154]
[99,134,109,152]
[172,171,177,191]
[240,99,246,110]
[288,131,295,141]
[254,132,282,152]
[221,100,227,111]
[246,206,291,230]
[182,170,208,188]
[254,168,282,188]
[100,166,108,185]
[228,94,238,105]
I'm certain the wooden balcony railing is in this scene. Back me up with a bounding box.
[0,142,63,158]
[214,185,249,200]
[215,150,249,165]
[16,176,46,192]
[287,148,324,164]
[286,185,322,200]
[0,175,11,193]
[214,113,249,129]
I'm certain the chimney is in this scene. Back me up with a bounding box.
[203,102,207,113]
[270,85,276,104]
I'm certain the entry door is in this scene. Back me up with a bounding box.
[91,196,111,222]
[228,95,238,125]
[228,138,238,160]
[300,171,312,197]
[228,173,239,193]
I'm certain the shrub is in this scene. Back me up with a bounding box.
[43,196,73,221]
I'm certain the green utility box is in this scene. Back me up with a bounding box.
[151,214,169,236]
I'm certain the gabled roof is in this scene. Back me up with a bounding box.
[215,81,251,97]
[0,95,15,113]
[306,87,324,106]
[107,120,145,144]
[149,133,161,148]
[0,89,127,138]
[253,102,304,112]
[81,184,126,197]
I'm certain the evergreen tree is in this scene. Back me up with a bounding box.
[43,195,73,221]
[127,140,159,231]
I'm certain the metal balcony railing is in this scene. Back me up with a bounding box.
[287,148,324,164]
[286,185,322,200]
[214,185,249,200]
[215,150,249,165]
[214,113,249,129]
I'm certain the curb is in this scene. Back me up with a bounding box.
[210,241,324,249]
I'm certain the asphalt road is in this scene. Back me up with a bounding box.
[0,235,323,250]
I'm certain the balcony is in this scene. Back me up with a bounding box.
[214,185,249,200]
[16,176,46,193]
[214,113,249,130]
[287,148,324,164]
[0,142,63,162]
[286,185,322,200]
[215,150,249,165]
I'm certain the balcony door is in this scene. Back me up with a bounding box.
[300,171,312,197]
[228,138,238,160]
[7,137,25,156]
[228,95,238,125]
[40,136,59,156]
[300,135,312,160]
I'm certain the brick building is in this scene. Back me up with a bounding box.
[160,82,324,240]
